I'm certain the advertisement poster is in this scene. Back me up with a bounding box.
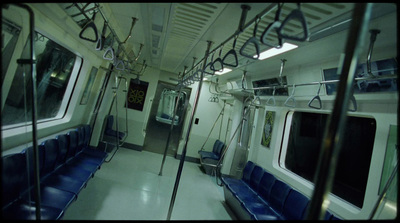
[261,111,275,148]
[126,79,149,111]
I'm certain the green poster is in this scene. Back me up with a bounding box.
[261,111,275,148]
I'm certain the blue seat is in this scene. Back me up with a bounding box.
[282,189,310,220]
[2,153,64,220]
[21,146,77,212]
[75,127,105,167]
[198,140,225,161]
[221,161,342,221]
[324,210,333,220]
[242,171,278,219]
[82,125,108,159]
[104,115,125,140]
[53,134,93,182]
[235,166,265,205]
[41,139,86,195]
[222,161,255,194]
[268,180,291,215]
[249,179,291,220]
[258,171,276,202]
[65,130,99,173]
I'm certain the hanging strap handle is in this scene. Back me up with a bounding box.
[278,3,309,42]
[308,82,322,109]
[261,3,284,48]
[211,46,224,72]
[79,10,99,43]
[284,84,296,107]
[266,87,276,106]
[240,16,261,60]
[96,20,108,50]
[204,52,216,75]
[222,36,239,68]
[103,46,115,61]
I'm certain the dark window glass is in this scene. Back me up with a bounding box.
[2,31,79,127]
[283,111,376,208]
[2,19,21,84]
[252,76,288,96]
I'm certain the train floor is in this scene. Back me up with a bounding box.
[62,147,235,220]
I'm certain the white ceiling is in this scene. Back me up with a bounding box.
[59,3,396,82]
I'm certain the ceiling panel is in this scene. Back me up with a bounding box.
[58,3,395,81]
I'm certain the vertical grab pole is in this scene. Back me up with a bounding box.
[305,3,373,220]
[13,3,41,220]
[114,74,120,150]
[159,67,187,176]
[166,41,212,220]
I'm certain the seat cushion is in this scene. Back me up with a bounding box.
[41,174,86,196]
[2,200,64,220]
[22,186,76,212]
[282,190,310,220]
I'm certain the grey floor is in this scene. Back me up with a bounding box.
[62,147,235,220]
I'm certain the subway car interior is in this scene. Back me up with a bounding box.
[1,2,398,220]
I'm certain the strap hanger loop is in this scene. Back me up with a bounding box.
[278,3,310,42]
[261,3,285,48]
[79,10,99,43]
[240,16,261,60]
[266,86,276,106]
[308,82,322,109]
[222,35,239,68]
[284,84,296,108]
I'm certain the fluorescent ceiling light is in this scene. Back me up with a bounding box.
[215,68,232,75]
[256,43,298,60]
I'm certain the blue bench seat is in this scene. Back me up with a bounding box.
[222,161,342,220]
[2,124,107,220]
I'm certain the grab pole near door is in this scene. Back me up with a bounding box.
[166,41,212,220]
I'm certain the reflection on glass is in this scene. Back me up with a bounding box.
[2,31,77,127]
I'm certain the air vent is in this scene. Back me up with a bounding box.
[161,3,227,72]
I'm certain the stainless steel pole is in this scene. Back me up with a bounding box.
[159,71,186,176]
[14,3,41,220]
[166,40,212,220]
[305,3,373,220]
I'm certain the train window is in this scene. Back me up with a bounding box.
[281,111,376,208]
[2,31,82,128]
[2,19,21,84]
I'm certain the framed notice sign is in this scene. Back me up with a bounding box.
[126,79,149,111]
